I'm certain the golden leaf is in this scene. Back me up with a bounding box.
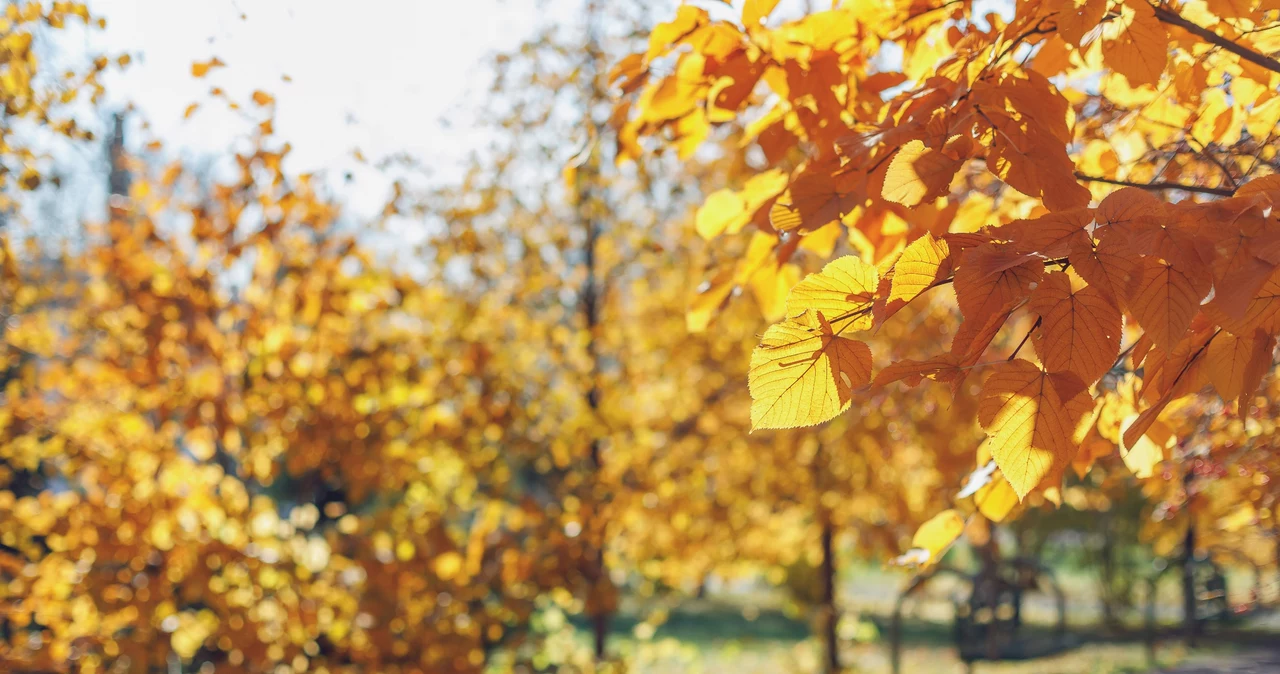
[749,311,872,430]
[979,361,1093,499]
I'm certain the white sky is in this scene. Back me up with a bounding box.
[89,0,545,217]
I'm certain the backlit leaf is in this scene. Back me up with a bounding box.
[979,361,1093,499]
[1029,271,1123,385]
[785,255,878,332]
[749,311,873,430]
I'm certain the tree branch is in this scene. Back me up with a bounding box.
[1073,172,1235,197]
[1152,5,1280,75]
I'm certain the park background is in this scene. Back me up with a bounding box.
[1,0,1279,672]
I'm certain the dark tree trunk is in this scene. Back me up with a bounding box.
[1182,521,1199,645]
[820,519,841,674]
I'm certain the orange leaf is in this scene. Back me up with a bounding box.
[1049,0,1108,47]
[1205,329,1275,408]
[954,244,1043,327]
[1126,257,1209,347]
[873,355,964,388]
[1101,0,1168,87]
[1067,227,1136,309]
[1001,208,1092,258]
[1203,267,1280,335]
[191,57,226,78]
[1029,271,1123,385]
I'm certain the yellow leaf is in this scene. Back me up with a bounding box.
[910,509,965,561]
[743,0,781,26]
[696,189,742,240]
[785,255,878,332]
[749,311,873,430]
[750,261,801,321]
[884,232,950,320]
[1118,413,1174,478]
[687,268,735,333]
[976,474,1020,522]
[251,90,274,106]
[694,169,788,239]
[979,361,1093,499]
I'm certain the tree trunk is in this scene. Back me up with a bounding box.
[593,607,609,660]
[1099,516,1118,628]
[579,2,611,661]
[1182,470,1199,645]
[819,519,841,674]
[1182,520,1199,645]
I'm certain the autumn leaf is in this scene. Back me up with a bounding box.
[1118,414,1174,478]
[873,355,964,388]
[881,139,965,207]
[749,311,873,430]
[695,169,788,239]
[191,57,226,78]
[1067,227,1136,308]
[769,166,863,232]
[742,0,781,26]
[786,255,878,332]
[1126,257,1209,347]
[979,360,1093,499]
[883,232,951,320]
[1049,0,1108,47]
[1001,208,1091,258]
[977,474,1020,521]
[687,267,735,333]
[1029,271,1123,385]
[1101,0,1168,87]
[1203,267,1280,335]
[894,509,965,566]
[1205,329,1275,407]
[954,243,1043,327]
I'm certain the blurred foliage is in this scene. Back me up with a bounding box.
[0,0,1278,673]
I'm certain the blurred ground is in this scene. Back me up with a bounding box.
[586,562,1280,674]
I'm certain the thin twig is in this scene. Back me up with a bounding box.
[1073,172,1234,197]
[1152,5,1280,75]
[1007,316,1041,361]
